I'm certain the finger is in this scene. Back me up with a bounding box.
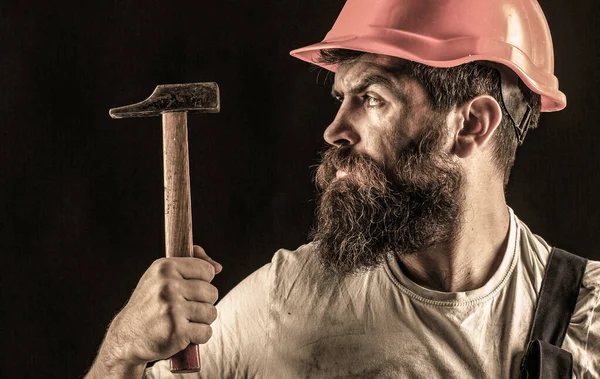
[193,245,223,274]
[172,257,216,282]
[185,323,213,345]
[184,302,218,324]
[152,257,215,282]
[180,280,219,304]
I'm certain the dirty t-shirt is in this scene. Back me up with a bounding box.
[146,210,600,378]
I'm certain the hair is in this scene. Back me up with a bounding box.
[317,49,542,186]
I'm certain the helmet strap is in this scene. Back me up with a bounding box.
[479,62,532,145]
[496,66,533,145]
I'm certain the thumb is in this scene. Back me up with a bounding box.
[193,245,223,274]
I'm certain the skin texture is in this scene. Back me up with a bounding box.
[84,246,222,379]
[323,54,509,292]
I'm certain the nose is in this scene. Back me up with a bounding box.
[323,105,360,147]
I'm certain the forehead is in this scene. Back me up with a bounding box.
[332,54,412,92]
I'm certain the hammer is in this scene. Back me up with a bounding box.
[109,82,220,373]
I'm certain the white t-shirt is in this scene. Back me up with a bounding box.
[146,210,600,378]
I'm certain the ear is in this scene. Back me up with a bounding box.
[453,95,502,158]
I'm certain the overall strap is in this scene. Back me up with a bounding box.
[527,247,588,345]
[520,247,588,379]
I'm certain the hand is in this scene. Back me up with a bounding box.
[94,246,222,374]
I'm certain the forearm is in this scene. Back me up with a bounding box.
[84,343,147,379]
[84,322,147,379]
[84,360,146,379]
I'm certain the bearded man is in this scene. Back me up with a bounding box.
[85,0,600,378]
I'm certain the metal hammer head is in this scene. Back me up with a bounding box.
[109,82,220,118]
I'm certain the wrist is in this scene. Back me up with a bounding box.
[86,358,146,379]
[87,344,147,379]
[88,316,147,379]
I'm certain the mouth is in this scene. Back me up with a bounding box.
[335,170,348,179]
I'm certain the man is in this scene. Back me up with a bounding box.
[85,0,600,378]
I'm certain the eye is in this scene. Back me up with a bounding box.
[363,95,382,108]
[333,96,344,106]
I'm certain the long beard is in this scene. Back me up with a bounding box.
[311,123,463,277]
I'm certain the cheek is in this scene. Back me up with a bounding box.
[360,126,404,167]
[360,104,421,164]
[378,118,414,163]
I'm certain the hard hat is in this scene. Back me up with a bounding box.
[290,0,565,112]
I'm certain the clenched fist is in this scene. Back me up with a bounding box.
[85,246,222,379]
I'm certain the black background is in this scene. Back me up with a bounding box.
[1,1,599,378]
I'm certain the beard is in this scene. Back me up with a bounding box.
[311,120,463,277]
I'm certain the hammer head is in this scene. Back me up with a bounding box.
[109,82,220,118]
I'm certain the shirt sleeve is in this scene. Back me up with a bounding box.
[564,260,600,379]
[145,262,273,379]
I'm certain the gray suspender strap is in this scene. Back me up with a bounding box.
[520,247,588,379]
[528,247,588,344]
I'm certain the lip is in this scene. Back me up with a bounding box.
[335,170,348,179]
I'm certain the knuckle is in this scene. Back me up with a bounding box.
[154,316,188,354]
[154,258,175,278]
[159,286,170,302]
[159,301,182,321]
[171,317,186,337]
[152,336,171,355]
[160,302,175,318]
[164,329,188,352]
[158,281,179,301]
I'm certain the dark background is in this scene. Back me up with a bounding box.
[1,1,598,378]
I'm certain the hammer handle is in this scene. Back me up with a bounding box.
[162,112,201,373]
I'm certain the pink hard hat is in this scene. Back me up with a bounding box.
[290,0,566,112]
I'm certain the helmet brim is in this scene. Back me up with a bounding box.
[290,33,566,112]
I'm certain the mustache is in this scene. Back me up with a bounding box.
[315,146,389,192]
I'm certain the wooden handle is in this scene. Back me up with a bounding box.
[162,112,201,372]
[169,345,201,373]
[163,112,193,259]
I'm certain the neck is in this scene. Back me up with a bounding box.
[397,182,510,292]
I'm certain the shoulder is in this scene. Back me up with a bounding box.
[270,242,320,268]
[269,243,322,278]
[215,243,324,311]
[220,243,321,297]
[267,243,333,299]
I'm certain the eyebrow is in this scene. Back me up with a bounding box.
[331,74,404,100]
